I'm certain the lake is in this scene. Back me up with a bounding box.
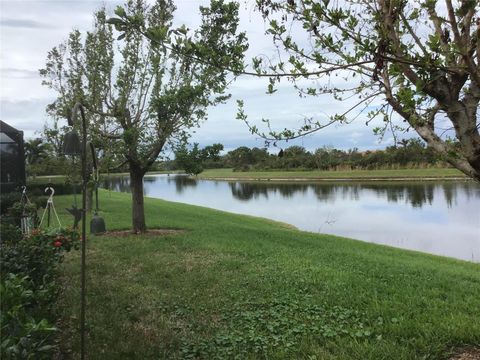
[103,174,480,262]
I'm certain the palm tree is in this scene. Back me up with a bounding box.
[24,138,51,165]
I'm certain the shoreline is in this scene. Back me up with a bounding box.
[31,169,471,183]
[199,176,469,182]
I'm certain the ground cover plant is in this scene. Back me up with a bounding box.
[53,190,479,359]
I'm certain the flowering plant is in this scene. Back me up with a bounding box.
[30,227,80,252]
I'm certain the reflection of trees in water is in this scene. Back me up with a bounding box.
[103,175,478,209]
[442,182,457,208]
[144,177,156,183]
[228,182,310,201]
[454,181,480,201]
[169,175,198,194]
[102,176,131,193]
[229,182,269,201]
[227,181,449,206]
[277,183,308,198]
[312,183,338,202]
[362,183,435,207]
[229,181,476,208]
[359,182,477,208]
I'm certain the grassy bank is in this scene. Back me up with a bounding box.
[198,168,466,181]
[28,170,184,184]
[54,190,479,359]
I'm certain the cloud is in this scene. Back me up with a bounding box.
[0,18,53,29]
[1,67,39,79]
[0,98,53,136]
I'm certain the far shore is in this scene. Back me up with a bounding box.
[198,176,468,182]
[196,168,469,182]
[30,167,470,184]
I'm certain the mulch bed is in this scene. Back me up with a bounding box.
[96,229,186,237]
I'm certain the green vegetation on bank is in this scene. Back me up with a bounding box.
[28,168,465,187]
[198,167,466,180]
[167,140,449,174]
[54,190,479,359]
[27,170,182,185]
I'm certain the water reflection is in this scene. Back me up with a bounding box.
[103,176,130,193]
[167,175,197,194]
[224,181,473,209]
[102,175,480,261]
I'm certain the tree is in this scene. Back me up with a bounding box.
[202,143,224,162]
[242,0,480,181]
[175,142,224,175]
[227,146,254,170]
[24,138,51,166]
[40,0,247,232]
[24,138,55,178]
[175,143,204,176]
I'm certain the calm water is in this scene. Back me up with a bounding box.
[103,175,480,262]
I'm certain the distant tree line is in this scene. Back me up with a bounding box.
[26,136,447,177]
[168,138,446,173]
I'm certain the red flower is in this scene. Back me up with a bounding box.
[53,241,62,248]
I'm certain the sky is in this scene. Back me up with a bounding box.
[0,0,409,153]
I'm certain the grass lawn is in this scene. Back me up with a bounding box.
[54,190,479,359]
[198,168,466,180]
[28,170,184,184]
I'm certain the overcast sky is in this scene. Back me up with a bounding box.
[0,0,409,153]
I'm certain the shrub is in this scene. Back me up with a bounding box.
[0,274,57,359]
[1,228,79,287]
[0,193,21,215]
[0,227,79,359]
[2,202,39,229]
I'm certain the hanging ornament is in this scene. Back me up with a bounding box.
[20,186,33,235]
[39,187,62,229]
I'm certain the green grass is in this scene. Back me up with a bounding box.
[198,168,466,180]
[54,190,479,359]
[28,170,184,184]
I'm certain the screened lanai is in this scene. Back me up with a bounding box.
[1,120,26,193]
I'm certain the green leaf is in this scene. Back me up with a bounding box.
[114,6,126,18]
[106,17,124,26]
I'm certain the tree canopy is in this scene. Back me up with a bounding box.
[244,0,480,181]
[174,143,224,175]
[40,0,247,232]
[117,0,480,181]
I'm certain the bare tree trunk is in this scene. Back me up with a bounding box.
[130,168,146,233]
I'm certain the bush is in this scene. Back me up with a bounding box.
[2,202,39,229]
[1,228,79,287]
[0,274,57,359]
[0,193,21,215]
[0,227,79,359]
